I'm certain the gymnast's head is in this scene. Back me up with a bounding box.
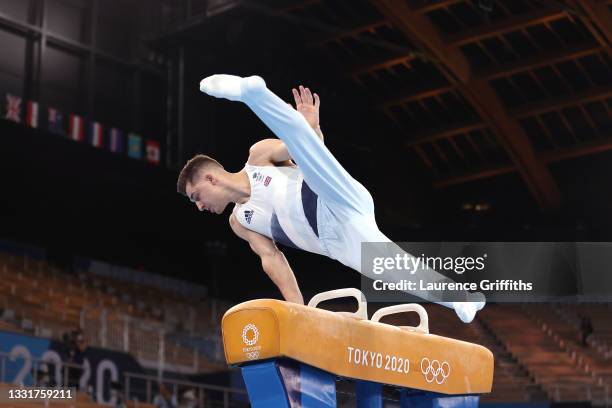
[177,154,229,214]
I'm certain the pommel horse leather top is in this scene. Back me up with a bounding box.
[222,289,494,395]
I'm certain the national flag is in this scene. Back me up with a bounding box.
[128,133,142,159]
[109,128,124,153]
[4,94,21,123]
[26,101,38,128]
[69,114,84,142]
[48,108,65,135]
[88,121,104,148]
[146,140,160,165]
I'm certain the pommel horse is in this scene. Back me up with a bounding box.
[222,288,494,407]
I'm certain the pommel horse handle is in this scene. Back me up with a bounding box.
[307,288,368,320]
[371,304,429,334]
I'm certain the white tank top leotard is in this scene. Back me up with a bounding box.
[233,163,327,256]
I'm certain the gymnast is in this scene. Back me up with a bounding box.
[177,74,485,323]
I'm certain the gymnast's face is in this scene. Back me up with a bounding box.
[186,174,227,215]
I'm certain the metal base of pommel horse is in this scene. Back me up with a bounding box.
[221,288,494,407]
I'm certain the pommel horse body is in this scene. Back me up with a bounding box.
[222,289,494,407]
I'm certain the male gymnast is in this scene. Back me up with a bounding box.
[177,74,485,323]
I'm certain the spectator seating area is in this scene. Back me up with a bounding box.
[330,301,611,405]
[0,249,611,405]
[479,304,608,404]
[0,251,229,373]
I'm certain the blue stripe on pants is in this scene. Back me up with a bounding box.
[301,181,318,237]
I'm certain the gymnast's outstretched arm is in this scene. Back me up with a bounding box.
[229,211,304,305]
[291,85,324,142]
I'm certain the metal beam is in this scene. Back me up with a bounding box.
[86,0,98,119]
[541,138,612,163]
[372,0,561,210]
[402,81,611,147]
[512,85,612,119]
[372,4,470,82]
[309,19,389,47]
[412,0,465,13]
[36,0,46,104]
[434,165,516,188]
[24,0,40,102]
[567,0,612,57]
[241,1,426,60]
[348,54,419,77]
[404,121,486,148]
[370,42,604,109]
[435,136,612,188]
[446,8,567,46]
[378,85,456,109]
[478,42,605,81]
[0,9,162,75]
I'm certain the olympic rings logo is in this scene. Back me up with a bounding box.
[242,323,259,346]
[420,358,451,384]
[246,351,260,360]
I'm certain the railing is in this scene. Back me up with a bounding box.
[0,352,248,407]
[80,307,220,373]
[0,351,83,390]
[124,372,248,408]
[80,260,208,300]
[1,252,229,373]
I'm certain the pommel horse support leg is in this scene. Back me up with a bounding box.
[221,289,494,407]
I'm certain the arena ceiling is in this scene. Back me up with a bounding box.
[263,0,611,210]
[154,0,612,229]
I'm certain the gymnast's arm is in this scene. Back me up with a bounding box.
[292,85,323,142]
[229,212,304,305]
[248,130,324,165]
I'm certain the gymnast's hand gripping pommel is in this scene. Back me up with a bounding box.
[199,74,486,323]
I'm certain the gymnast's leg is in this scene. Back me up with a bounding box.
[331,217,485,323]
[199,74,369,213]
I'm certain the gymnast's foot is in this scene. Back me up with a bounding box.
[453,292,486,323]
[199,74,266,101]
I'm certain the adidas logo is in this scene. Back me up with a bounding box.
[244,210,254,224]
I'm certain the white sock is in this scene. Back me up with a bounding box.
[453,293,485,323]
[199,74,266,101]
